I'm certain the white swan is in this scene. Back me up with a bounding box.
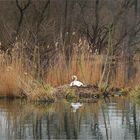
[71,102,83,112]
[70,75,83,87]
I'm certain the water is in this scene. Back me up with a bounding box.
[0,97,140,140]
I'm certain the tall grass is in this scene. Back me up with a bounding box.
[0,38,139,98]
[45,39,140,88]
[0,46,25,97]
[0,40,54,100]
[45,39,103,86]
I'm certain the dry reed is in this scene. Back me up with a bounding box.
[45,39,104,86]
[0,40,54,100]
[0,38,139,99]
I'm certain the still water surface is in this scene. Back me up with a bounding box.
[0,97,140,140]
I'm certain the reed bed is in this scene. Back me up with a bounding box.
[0,41,55,101]
[0,39,139,100]
[45,39,104,86]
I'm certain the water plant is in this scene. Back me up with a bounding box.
[131,87,140,99]
[65,87,77,102]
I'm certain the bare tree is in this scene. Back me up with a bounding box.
[36,0,50,35]
[16,0,31,34]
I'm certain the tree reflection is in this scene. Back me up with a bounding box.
[0,98,140,139]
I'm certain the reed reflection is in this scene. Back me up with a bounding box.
[0,97,140,140]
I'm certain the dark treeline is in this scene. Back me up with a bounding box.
[0,0,140,58]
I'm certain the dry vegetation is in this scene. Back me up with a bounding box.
[0,38,139,101]
[0,39,102,100]
[0,0,140,101]
[46,39,103,86]
[0,40,55,101]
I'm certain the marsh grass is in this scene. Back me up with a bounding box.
[0,38,139,100]
[131,87,140,98]
[45,39,104,86]
[0,41,55,101]
[99,83,112,92]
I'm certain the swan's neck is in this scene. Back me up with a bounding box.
[73,78,77,81]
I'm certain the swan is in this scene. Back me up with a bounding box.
[70,75,83,87]
[71,102,83,112]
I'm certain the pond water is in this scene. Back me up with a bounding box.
[0,97,140,140]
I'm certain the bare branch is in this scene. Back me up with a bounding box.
[36,0,50,34]
[16,0,31,11]
[16,0,31,34]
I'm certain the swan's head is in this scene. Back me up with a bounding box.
[72,75,77,81]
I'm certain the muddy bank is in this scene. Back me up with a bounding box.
[0,84,130,103]
[53,85,129,102]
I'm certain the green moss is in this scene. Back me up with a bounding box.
[120,88,129,95]
[43,84,54,93]
[99,83,112,92]
[131,87,140,103]
[131,87,139,94]
[64,87,77,102]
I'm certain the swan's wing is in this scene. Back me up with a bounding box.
[70,82,73,86]
[70,81,83,87]
[75,81,83,86]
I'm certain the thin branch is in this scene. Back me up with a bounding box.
[36,0,50,34]
[16,0,31,34]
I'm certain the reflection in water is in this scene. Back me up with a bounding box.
[71,102,83,113]
[0,98,140,140]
